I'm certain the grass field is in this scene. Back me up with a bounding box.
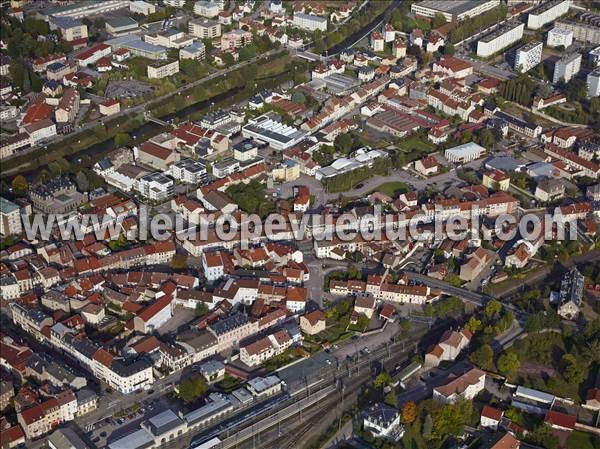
[371,182,410,197]
[396,135,436,153]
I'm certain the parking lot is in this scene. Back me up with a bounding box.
[105,80,155,99]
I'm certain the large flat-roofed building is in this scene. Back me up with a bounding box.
[293,13,327,32]
[106,16,139,36]
[38,0,128,20]
[444,142,486,163]
[553,52,581,83]
[105,35,167,60]
[515,41,542,73]
[527,0,570,30]
[242,113,306,151]
[547,27,573,48]
[477,21,524,57]
[322,73,360,95]
[145,29,195,49]
[189,18,221,39]
[147,59,180,79]
[0,197,22,236]
[130,0,156,15]
[411,0,500,22]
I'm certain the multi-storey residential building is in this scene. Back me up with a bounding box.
[587,67,600,98]
[147,59,179,79]
[23,119,57,145]
[239,329,292,367]
[547,27,573,48]
[433,368,486,403]
[180,41,206,60]
[189,18,221,39]
[92,349,154,394]
[555,18,600,45]
[411,0,500,22]
[54,88,80,123]
[49,17,88,42]
[170,158,207,184]
[515,41,542,73]
[477,22,524,57]
[221,29,252,49]
[527,0,570,29]
[194,0,221,17]
[553,53,581,83]
[10,303,53,341]
[207,313,259,352]
[135,172,174,201]
[137,141,178,170]
[0,197,22,236]
[292,13,327,31]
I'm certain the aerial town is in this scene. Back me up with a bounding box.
[0,0,600,449]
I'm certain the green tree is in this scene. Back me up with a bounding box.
[467,316,482,333]
[374,372,392,389]
[178,375,208,403]
[484,300,502,320]
[113,132,132,148]
[384,390,398,407]
[75,171,89,192]
[469,344,494,370]
[334,133,353,154]
[497,352,520,376]
[11,175,28,196]
[560,354,585,385]
[195,302,209,318]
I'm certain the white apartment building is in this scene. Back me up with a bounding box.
[130,0,156,15]
[92,357,154,394]
[147,59,180,79]
[189,18,221,39]
[49,17,88,42]
[293,13,327,32]
[170,158,207,184]
[135,172,175,201]
[588,68,600,98]
[553,52,581,83]
[0,197,22,236]
[477,22,524,57]
[527,0,570,30]
[23,119,57,145]
[194,0,221,18]
[411,0,500,22]
[180,42,206,60]
[547,27,573,48]
[515,41,543,73]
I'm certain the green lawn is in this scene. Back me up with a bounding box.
[371,182,409,197]
[396,135,436,153]
[566,431,599,449]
